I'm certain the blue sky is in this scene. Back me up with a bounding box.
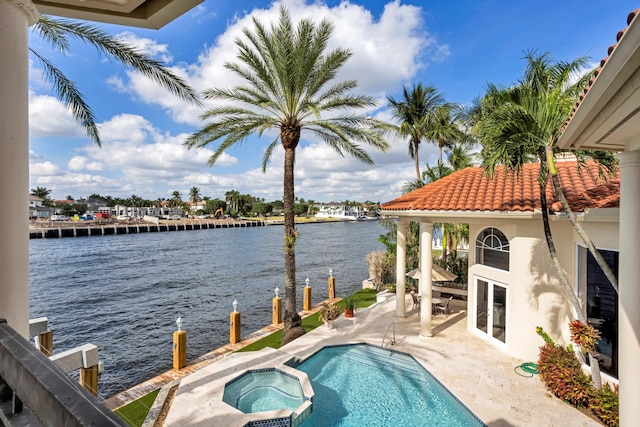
[28,0,635,203]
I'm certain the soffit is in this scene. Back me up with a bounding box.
[558,9,640,151]
[32,0,204,29]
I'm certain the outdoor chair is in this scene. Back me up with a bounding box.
[433,296,453,317]
[410,290,421,310]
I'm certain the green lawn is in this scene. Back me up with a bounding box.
[114,389,159,427]
[114,288,378,426]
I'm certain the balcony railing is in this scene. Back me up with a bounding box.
[0,319,125,426]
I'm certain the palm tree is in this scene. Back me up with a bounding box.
[476,50,618,387]
[170,190,182,208]
[186,7,389,343]
[387,83,444,180]
[30,186,53,206]
[189,187,201,210]
[425,103,468,163]
[446,142,474,170]
[30,15,200,145]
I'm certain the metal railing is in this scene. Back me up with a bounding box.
[381,321,397,348]
[0,319,125,426]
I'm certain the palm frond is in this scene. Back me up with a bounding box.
[34,15,201,105]
[30,49,100,145]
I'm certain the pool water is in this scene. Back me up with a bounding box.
[222,369,306,414]
[296,344,485,427]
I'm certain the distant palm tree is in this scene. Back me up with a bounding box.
[387,83,444,180]
[30,186,53,206]
[186,7,389,343]
[189,187,201,212]
[170,190,182,208]
[30,15,201,145]
[425,103,468,163]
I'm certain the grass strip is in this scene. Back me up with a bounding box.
[114,389,159,427]
[237,288,378,352]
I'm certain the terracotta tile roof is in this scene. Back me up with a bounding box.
[562,8,640,132]
[381,161,619,213]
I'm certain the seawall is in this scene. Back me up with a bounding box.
[29,219,264,239]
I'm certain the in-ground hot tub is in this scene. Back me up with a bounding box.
[222,366,313,426]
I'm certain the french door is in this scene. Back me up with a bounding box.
[475,277,507,344]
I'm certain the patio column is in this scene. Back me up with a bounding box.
[419,221,434,337]
[395,219,408,317]
[618,150,640,426]
[0,0,39,338]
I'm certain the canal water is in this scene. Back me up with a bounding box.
[29,221,386,398]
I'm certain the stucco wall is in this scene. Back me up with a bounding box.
[466,214,618,362]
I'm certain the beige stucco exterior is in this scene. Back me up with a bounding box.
[387,209,619,364]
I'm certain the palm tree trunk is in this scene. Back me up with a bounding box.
[413,140,421,181]
[540,174,602,388]
[539,176,585,322]
[546,147,618,294]
[283,146,302,339]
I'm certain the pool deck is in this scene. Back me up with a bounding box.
[161,294,601,427]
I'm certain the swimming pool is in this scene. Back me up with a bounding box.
[295,343,485,426]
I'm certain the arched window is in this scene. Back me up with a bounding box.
[475,227,510,271]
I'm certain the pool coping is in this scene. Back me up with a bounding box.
[163,347,314,427]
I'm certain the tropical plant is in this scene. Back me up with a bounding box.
[30,15,200,146]
[185,7,389,343]
[387,83,444,180]
[475,50,619,386]
[317,302,341,322]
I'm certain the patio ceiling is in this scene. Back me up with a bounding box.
[32,0,204,29]
[558,9,640,152]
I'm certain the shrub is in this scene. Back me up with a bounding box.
[590,383,619,427]
[537,341,593,407]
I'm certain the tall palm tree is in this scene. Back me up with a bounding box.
[30,15,201,145]
[387,83,444,180]
[186,7,389,343]
[425,103,468,163]
[189,187,201,204]
[476,50,618,387]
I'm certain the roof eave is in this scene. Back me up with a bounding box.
[33,0,204,29]
[558,11,640,152]
[380,209,541,222]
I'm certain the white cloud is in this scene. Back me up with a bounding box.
[118,0,442,125]
[68,156,104,171]
[28,93,83,138]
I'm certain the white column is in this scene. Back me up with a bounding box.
[618,150,640,427]
[0,0,38,337]
[395,220,408,317]
[419,221,434,337]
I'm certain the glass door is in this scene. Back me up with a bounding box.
[474,277,507,344]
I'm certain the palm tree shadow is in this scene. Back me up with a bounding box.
[527,237,573,342]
